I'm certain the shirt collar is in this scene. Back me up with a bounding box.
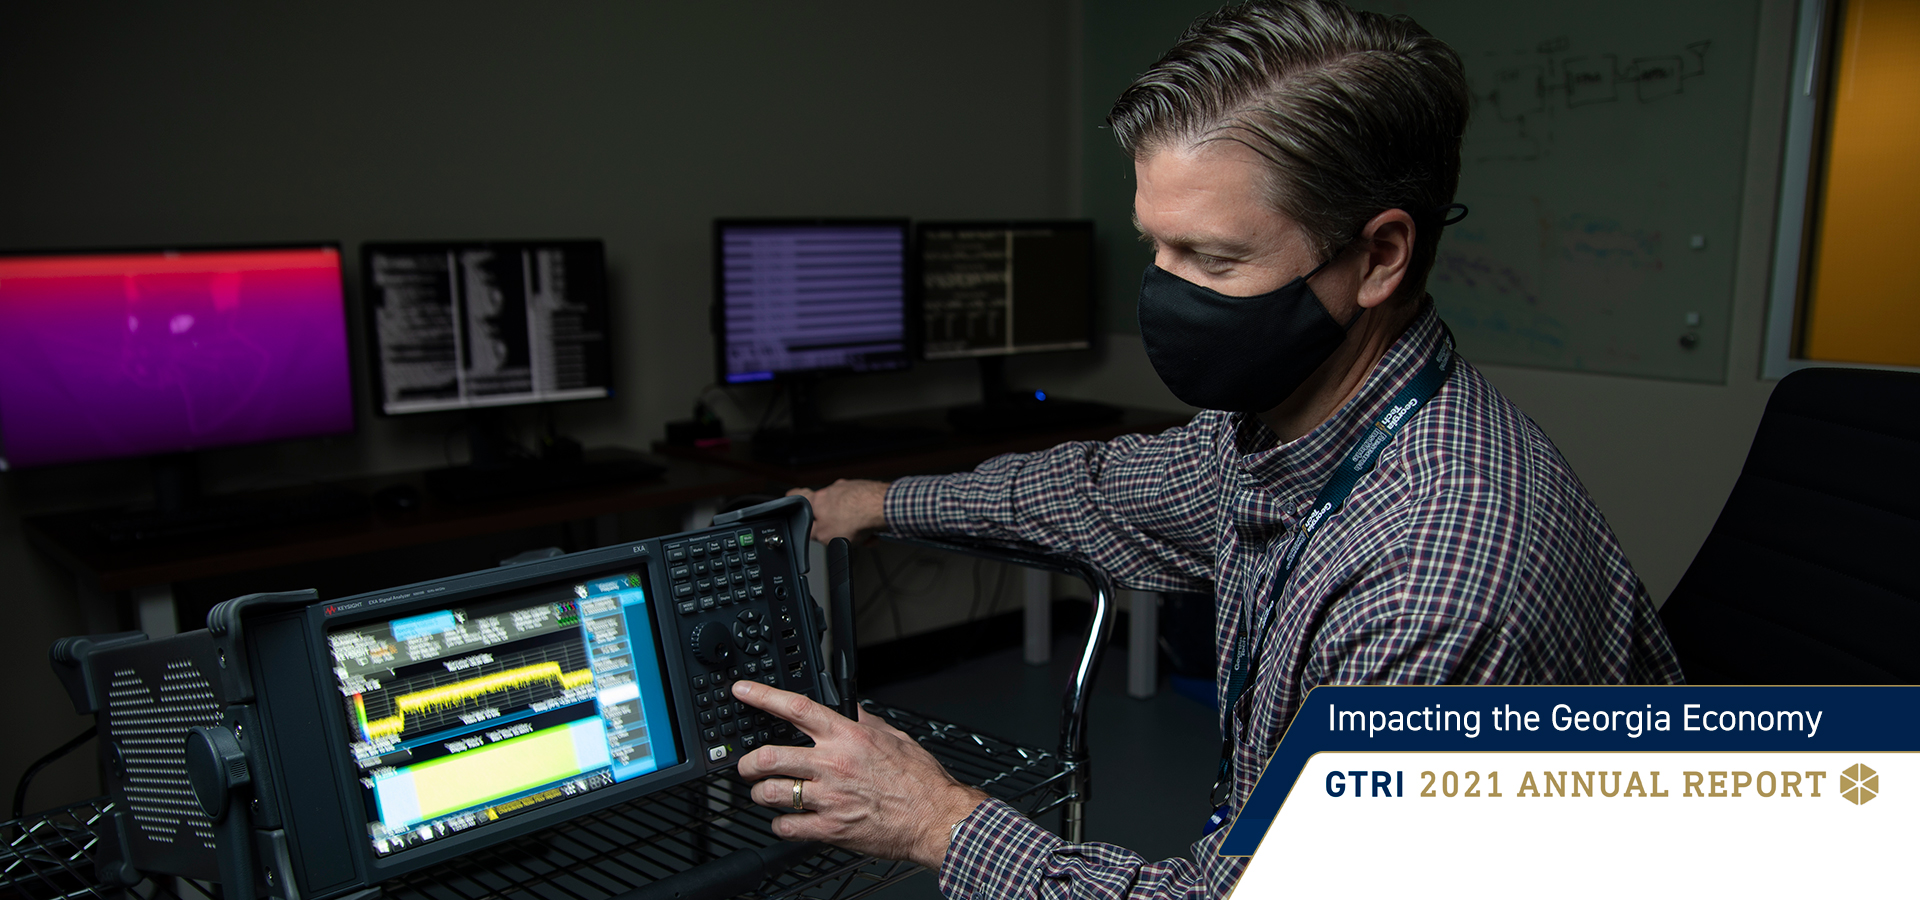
[1225,300,1447,527]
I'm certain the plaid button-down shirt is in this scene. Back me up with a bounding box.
[885,304,1683,899]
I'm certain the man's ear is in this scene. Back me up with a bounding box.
[1355,209,1415,310]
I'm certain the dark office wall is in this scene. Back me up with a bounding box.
[0,0,1083,815]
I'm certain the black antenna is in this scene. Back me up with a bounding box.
[826,537,858,718]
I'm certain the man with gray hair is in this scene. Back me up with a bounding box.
[730,1,1683,896]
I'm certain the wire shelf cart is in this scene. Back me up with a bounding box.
[3,702,1067,900]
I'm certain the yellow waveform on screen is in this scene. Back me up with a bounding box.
[356,662,594,740]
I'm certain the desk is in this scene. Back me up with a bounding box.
[656,406,1192,698]
[654,406,1188,484]
[26,452,765,638]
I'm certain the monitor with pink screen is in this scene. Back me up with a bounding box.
[0,245,354,470]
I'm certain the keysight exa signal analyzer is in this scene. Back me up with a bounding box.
[50,497,851,900]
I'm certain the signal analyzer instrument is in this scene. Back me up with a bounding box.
[50,497,845,900]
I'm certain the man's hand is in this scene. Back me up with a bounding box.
[732,680,988,869]
[785,479,889,544]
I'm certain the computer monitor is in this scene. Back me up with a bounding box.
[713,220,930,463]
[714,219,911,387]
[0,244,354,471]
[917,220,1096,362]
[363,240,612,416]
[913,221,1116,432]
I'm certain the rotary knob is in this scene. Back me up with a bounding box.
[690,622,733,666]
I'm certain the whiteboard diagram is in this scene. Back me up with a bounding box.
[1360,0,1761,382]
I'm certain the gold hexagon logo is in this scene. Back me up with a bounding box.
[1840,764,1878,806]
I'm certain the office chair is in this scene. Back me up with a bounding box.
[1658,366,1920,683]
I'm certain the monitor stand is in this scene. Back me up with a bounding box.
[945,357,1122,434]
[422,408,664,503]
[750,378,939,466]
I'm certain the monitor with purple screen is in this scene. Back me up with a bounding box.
[714,220,910,385]
[711,220,934,465]
[0,245,354,470]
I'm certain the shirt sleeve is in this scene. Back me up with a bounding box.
[938,800,1247,900]
[882,415,1224,593]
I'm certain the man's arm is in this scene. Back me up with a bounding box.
[799,415,1227,593]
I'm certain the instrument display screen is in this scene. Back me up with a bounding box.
[325,570,680,857]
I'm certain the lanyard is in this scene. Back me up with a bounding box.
[1206,332,1454,828]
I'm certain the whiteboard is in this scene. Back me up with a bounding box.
[1360,0,1762,382]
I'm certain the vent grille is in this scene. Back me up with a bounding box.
[105,659,221,851]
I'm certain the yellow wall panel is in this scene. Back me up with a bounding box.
[1802,0,1920,366]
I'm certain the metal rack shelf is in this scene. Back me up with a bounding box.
[3,702,1063,900]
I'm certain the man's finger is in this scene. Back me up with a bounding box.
[735,742,826,783]
[732,680,848,741]
[769,811,829,842]
[751,777,789,809]
[784,486,824,542]
[751,775,829,811]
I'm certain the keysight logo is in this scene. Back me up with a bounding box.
[1839,764,1878,806]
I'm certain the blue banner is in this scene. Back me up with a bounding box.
[1221,685,1920,856]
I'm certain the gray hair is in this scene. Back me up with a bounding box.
[1107,0,1469,300]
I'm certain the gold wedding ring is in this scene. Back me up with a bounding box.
[791,778,806,811]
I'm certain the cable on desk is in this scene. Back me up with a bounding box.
[11,726,96,822]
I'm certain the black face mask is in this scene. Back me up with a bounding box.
[1137,258,1349,413]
